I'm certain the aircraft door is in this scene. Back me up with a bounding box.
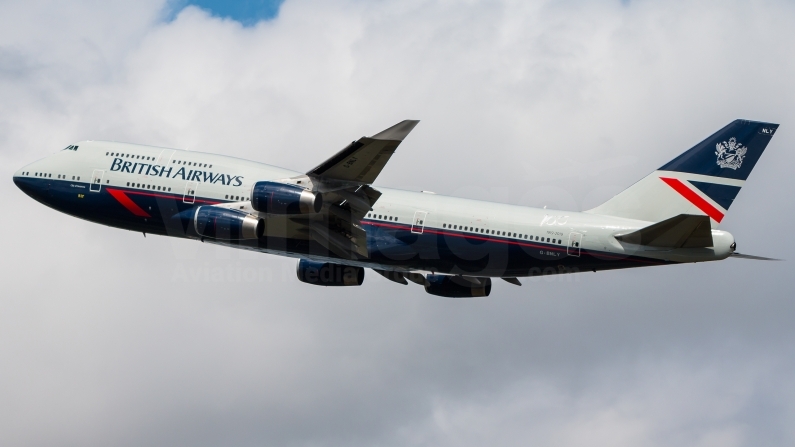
[411,210,428,234]
[567,232,582,257]
[90,169,104,192]
[183,181,198,204]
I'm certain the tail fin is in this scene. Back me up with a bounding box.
[585,119,778,225]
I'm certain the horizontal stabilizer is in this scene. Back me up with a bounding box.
[730,253,781,261]
[615,214,713,248]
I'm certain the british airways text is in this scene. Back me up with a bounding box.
[110,158,244,186]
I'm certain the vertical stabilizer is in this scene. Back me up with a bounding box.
[585,119,778,225]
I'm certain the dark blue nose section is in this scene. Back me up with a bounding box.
[14,175,50,204]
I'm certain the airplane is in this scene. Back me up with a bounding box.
[13,119,778,297]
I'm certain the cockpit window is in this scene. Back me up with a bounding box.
[62,145,79,151]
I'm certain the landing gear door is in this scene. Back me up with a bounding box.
[90,169,104,192]
[183,181,198,204]
[411,211,428,234]
[567,232,583,257]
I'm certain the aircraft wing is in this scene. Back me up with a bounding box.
[287,120,419,260]
[308,120,420,184]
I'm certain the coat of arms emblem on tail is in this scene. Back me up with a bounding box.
[715,137,747,170]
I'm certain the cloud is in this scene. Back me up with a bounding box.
[1,0,795,446]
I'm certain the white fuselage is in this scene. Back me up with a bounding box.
[14,140,735,276]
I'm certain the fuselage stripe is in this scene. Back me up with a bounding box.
[106,188,151,217]
[122,189,221,205]
[363,220,663,265]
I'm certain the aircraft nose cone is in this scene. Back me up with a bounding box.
[14,174,49,204]
[13,175,31,194]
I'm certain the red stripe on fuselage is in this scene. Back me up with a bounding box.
[363,221,663,265]
[659,177,724,222]
[107,188,151,217]
[123,189,220,205]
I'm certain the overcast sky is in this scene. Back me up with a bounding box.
[1,0,794,446]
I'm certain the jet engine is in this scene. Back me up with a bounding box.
[424,275,491,297]
[193,206,263,240]
[251,181,322,215]
[296,259,364,286]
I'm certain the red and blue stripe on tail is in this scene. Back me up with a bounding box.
[586,119,778,225]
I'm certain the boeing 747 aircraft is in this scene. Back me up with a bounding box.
[14,119,778,296]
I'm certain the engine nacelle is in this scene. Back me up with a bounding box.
[251,181,322,215]
[296,259,364,286]
[424,275,491,297]
[194,206,263,240]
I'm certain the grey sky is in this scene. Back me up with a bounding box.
[1,0,794,446]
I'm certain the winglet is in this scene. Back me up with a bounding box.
[371,120,420,141]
